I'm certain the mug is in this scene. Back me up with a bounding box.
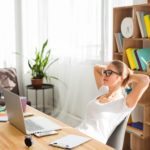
[20,96,27,112]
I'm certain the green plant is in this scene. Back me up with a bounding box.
[28,39,58,81]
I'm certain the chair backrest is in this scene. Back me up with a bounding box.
[0,68,31,106]
[106,115,130,150]
[0,68,19,95]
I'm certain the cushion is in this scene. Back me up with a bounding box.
[0,68,19,94]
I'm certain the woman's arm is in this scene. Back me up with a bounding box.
[94,65,106,89]
[126,73,149,108]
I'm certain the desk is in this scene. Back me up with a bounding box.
[0,106,115,150]
[26,84,54,112]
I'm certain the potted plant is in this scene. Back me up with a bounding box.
[28,39,58,88]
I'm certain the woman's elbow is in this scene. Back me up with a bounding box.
[142,75,150,88]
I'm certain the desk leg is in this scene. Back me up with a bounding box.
[43,89,45,112]
[35,90,37,109]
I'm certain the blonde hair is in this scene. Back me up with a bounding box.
[110,60,130,87]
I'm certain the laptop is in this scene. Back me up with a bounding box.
[3,89,62,134]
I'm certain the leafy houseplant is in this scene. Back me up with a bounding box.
[28,39,58,88]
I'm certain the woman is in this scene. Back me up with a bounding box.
[77,60,149,144]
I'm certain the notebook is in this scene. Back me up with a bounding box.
[50,134,91,149]
[3,89,62,134]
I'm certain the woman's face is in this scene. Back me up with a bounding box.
[103,64,122,87]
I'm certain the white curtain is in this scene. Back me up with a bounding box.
[20,0,114,126]
[47,0,136,126]
[0,1,16,67]
[0,0,139,126]
[46,0,113,126]
[21,0,137,126]
[50,0,146,126]
[0,0,25,94]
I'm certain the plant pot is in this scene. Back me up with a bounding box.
[31,78,43,88]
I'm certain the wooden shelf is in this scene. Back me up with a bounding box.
[127,126,143,137]
[145,121,150,126]
[138,101,149,107]
[113,3,150,150]
[113,52,123,55]
[134,70,150,76]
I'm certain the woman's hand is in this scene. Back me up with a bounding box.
[94,64,106,89]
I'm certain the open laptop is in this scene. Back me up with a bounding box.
[3,89,62,134]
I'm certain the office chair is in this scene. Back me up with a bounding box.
[106,115,130,150]
[0,68,31,106]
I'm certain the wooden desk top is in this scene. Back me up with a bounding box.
[0,106,114,150]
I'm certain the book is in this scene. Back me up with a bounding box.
[136,48,150,71]
[136,11,147,38]
[114,33,123,52]
[0,111,8,122]
[132,48,139,70]
[144,14,150,38]
[134,49,143,71]
[126,48,136,70]
[128,122,143,130]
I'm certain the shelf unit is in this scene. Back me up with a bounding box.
[113,4,150,150]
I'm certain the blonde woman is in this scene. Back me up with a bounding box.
[77,60,149,144]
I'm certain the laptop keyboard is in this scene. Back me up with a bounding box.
[25,119,44,132]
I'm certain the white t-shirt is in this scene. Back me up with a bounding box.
[77,86,134,144]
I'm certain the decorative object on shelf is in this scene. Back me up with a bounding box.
[28,39,59,88]
[121,17,133,38]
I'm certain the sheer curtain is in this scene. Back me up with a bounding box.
[0,0,146,125]
[20,0,113,126]
[0,0,24,94]
[21,0,138,126]
[0,1,16,67]
[47,0,114,126]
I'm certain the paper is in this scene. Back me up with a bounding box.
[0,111,8,122]
[0,111,34,122]
[50,134,91,149]
[0,116,8,122]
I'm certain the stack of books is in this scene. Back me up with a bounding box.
[126,48,150,71]
[128,122,143,131]
[136,11,150,38]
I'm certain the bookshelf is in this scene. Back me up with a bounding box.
[113,4,150,150]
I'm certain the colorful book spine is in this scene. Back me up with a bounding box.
[136,11,147,38]
[126,48,136,70]
[134,49,143,71]
[128,122,143,131]
[132,49,139,70]
[114,33,123,52]
[144,14,150,38]
[139,48,150,70]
